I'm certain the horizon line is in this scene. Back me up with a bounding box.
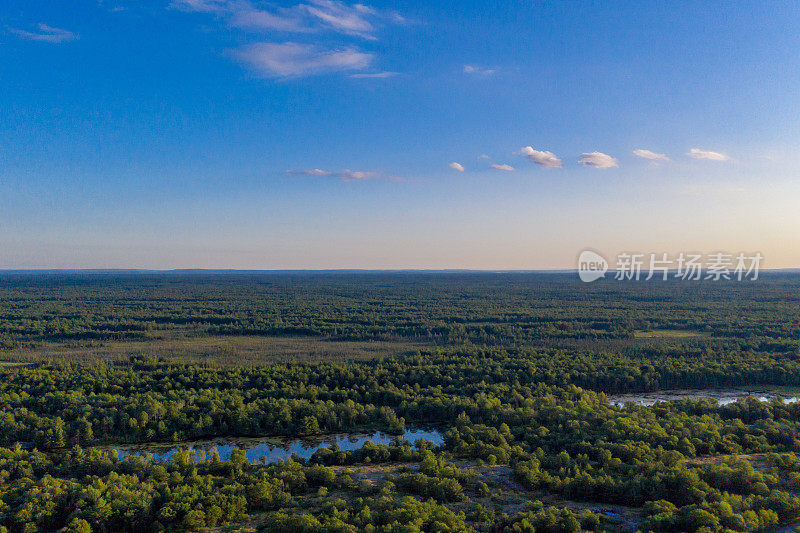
[1,268,800,274]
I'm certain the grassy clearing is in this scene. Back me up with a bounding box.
[1,335,424,365]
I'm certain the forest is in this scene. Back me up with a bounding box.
[0,271,799,532]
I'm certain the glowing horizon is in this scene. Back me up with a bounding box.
[2,1,799,269]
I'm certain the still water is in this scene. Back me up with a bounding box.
[607,387,800,407]
[113,428,443,464]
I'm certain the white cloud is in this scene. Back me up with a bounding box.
[463,64,497,76]
[287,168,331,176]
[518,147,562,168]
[633,149,669,161]
[687,148,730,161]
[173,0,388,38]
[231,42,372,77]
[478,154,490,160]
[172,0,309,31]
[171,0,230,14]
[286,168,380,181]
[9,23,77,43]
[174,0,403,77]
[449,162,465,172]
[303,0,376,39]
[229,4,308,32]
[388,11,409,24]
[339,170,378,181]
[491,163,514,171]
[579,152,618,168]
[350,71,399,78]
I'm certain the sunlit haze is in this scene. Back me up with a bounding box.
[2,1,799,269]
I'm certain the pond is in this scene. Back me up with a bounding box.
[113,428,444,464]
[606,387,800,407]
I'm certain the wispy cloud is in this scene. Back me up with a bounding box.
[8,23,77,43]
[172,0,308,31]
[463,64,497,76]
[449,162,465,172]
[518,147,562,168]
[304,0,377,39]
[491,163,514,171]
[350,71,399,78]
[230,5,308,32]
[173,0,391,38]
[687,148,730,161]
[171,0,230,14]
[231,42,372,77]
[174,0,402,78]
[633,149,669,161]
[287,168,331,176]
[579,152,618,168]
[286,168,380,181]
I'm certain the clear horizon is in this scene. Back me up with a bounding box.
[2,1,799,269]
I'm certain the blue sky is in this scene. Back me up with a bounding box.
[1,0,799,269]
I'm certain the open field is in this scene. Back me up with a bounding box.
[1,334,421,364]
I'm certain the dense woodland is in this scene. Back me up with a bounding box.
[1,272,800,532]
[1,271,798,350]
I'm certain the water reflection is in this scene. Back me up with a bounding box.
[114,428,443,464]
[607,387,800,407]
